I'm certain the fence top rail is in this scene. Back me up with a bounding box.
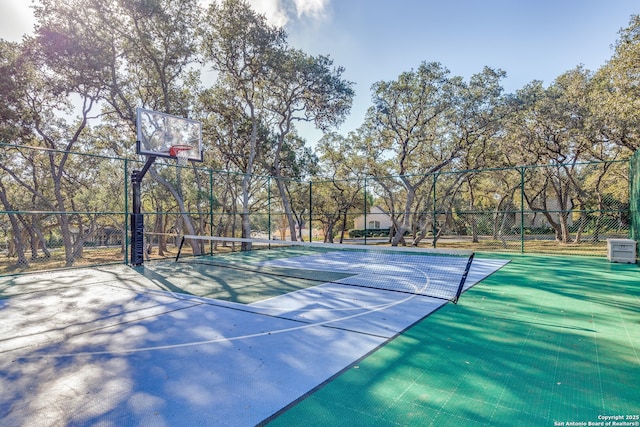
[364,159,630,181]
[0,210,128,215]
[1,142,127,162]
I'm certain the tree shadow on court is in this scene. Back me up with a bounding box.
[0,264,393,426]
[141,258,354,304]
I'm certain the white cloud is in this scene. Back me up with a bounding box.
[247,0,289,27]
[247,0,329,27]
[293,0,329,20]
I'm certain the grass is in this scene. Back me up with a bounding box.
[431,238,610,256]
[0,236,622,275]
[0,247,125,275]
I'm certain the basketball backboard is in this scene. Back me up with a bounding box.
[136,108,203,163]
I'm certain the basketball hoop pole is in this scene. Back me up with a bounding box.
[130,155,156,266]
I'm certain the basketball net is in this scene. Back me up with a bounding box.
[169,144,192,166]
[176,149,190,166]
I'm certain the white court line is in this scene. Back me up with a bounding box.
[14,260,433,358]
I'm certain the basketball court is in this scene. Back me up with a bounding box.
[0,254,506,426]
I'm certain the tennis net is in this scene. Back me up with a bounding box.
[176,235,475,304]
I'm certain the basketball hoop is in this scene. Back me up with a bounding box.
[169,144,192,166]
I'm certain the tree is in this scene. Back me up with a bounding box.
[0,41,34,266]
[35,0,203,119]
[34,0,205,256]
[505,69,596,243]
[359,62,507,246]
[314,132,365,243]
[201,0,353,243]
[262,48,354,240]
[422,67,508,246]
[0,34,104,266]
[201,0,286,248]
[359,62,452,245]
[0,41,33,144]
[591,15,640,152]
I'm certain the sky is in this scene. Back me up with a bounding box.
[1,0,638,143]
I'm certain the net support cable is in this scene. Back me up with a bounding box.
[176,235,475,304]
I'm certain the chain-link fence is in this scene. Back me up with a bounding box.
[631,150,640,244]
[310,162,630,256]
[0,143,633,275]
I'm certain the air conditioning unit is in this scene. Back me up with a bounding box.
[606,239,637,264]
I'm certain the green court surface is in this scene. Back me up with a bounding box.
[266,254,640,427]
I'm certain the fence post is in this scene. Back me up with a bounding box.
[520,166,525,254]
[631,151,639,244]
[124,158,129,265]
[209,169,214,255]
[432,173,438,248]
[309,180,313,242]
[364,177,368,245]
[268,176,272,240]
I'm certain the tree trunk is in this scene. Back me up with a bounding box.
[339,210,348,244]
[241,173,253,250]
[155,209,166,256]
[412,218,429,246]
[31,221,51,259]
[151,170,202,255]
[4,212,29,267]
[391,188,415,246]
[468,184,479,243]
[274,176,297,241]
[325,222,334,243]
